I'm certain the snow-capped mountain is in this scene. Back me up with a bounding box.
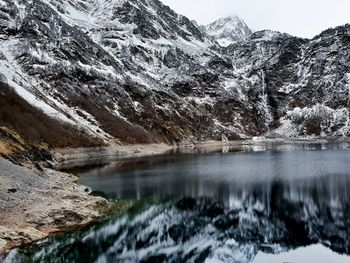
[205,16,252,46]
[0,0,349,148]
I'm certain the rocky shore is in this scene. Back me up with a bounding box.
[0,157,111,254]
[0,143,174,255]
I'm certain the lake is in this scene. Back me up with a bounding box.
[5,143,350,262]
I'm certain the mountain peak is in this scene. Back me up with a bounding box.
[216,15,244,23]
[204,15,252,47]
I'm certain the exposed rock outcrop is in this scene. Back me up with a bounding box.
[0,158,109,252]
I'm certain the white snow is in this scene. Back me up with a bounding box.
[0,37,113,140]
[253,244,350,263]
[275,104,350,137]
[205,16,252,46]
[258,70,273,128]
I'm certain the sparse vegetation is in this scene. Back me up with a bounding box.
[0,83,105,150]
[0,126,50,163]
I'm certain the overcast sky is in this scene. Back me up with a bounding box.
[160,0,350,38]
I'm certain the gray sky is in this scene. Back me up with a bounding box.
[160,0,350,38]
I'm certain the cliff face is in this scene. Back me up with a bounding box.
[0,0,349,147]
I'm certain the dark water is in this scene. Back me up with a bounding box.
[5,143,350,263]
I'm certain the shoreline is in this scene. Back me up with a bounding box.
[53,137,350,170]
[0,143,174,255]
[0,158,111,255]
[53,143,174,170]
[1,137,349,255]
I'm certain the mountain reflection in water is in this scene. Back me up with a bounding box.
[78,143,350,202]
[5,143,350,263]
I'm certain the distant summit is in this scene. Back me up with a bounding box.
[204,16,252,46]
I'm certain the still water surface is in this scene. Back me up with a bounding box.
[5,143,350,262]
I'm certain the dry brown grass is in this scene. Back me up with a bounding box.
[0,82,104,148]
[0,128,27,157]
[0,141,13,156]
[0,126,54,162]
[68,95,159,144]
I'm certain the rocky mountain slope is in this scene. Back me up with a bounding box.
[204,16,252,46]
[0,0,349,149]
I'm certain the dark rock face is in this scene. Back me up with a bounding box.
[0,0,349,146]
[226,29,350,136]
